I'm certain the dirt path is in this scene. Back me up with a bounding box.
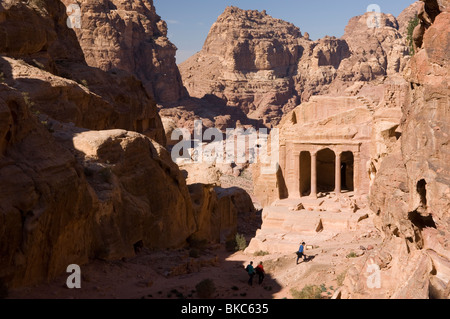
[9,218,381,299]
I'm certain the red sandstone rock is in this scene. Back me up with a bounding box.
[179,6,409,127]
[60,0,188,104]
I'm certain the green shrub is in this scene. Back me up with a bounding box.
[346,251,357,258]
[21,92,35,109]
[406,16,420,56]
[195,279,216,299]
[253,250,269,256]
[291,285,322,299]
[235,233,247,251]
[189,248,200,258]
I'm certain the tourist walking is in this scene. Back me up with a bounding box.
[245,261,256,286]
[255,261,265,285]
[296,242,307,264]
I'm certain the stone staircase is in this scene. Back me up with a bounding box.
[357,96,378,114]
[245,194,370,254]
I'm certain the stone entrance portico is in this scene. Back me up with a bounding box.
[281,141,362,199]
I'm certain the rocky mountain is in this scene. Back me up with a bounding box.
[0,0,254,289]
[180,7,408,126]
[60,0,188,104]
[179,6,410,127]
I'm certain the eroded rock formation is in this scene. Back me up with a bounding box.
[0,0,248,289]
[61,0,188,104]
[179,6,410,127]
[341,3,450,299]
[0,0,166,145]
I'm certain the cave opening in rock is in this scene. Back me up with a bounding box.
[408,210,436,230]
[317,148,335,193]
[417,179,427,209]
[134,240,144,253]
[299,151,311,196]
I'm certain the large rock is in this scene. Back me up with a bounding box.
[188,184,255,243]
[0,0,166,145]
[58,127,197,253]
[0,0,221,290]
[61,0,188,104]
[180,6,305,127]
[0,85,97,287]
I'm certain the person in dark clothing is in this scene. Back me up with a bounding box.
[296,242,307,264]
[255,261,265,285]
[245,261,255,286]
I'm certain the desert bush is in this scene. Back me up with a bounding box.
[290,285,322,299]
[189,248,200,258]
[406,16,420,55]
[337,270,347,286]
[235,233,247,251]
[346,251,357,258]
[195,279,216,299]
[253,250,269,256]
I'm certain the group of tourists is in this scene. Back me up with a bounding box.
[245,241,308,286]
[244,261,265,286]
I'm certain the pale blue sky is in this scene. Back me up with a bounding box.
[153,0,415,63]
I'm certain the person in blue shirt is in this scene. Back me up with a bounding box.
[296,242,307,264]
[245,261,256,286]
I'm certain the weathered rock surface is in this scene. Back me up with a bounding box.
[61,0,188,104]
[188,184,255,244]
[179,6,410,127]
[341,4,450,299]
[0,0,245,290]
[0,83,198,287]
[0,85,98,288]
[0,0,166,145]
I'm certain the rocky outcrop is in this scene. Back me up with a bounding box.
[0,0,244,290]
[61,0,188,104]
[0,81,197,288]
[179,7,306,127]
[179,6,410,127]
[0,84,98,288]
[0,0,166,145]
[341,4,450,299]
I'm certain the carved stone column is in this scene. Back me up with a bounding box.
[293,152,301,198]
[311,151,317,198]
[354,152,360,195]
[335,151,341,195]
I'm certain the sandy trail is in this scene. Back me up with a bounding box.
[9,215,381,299]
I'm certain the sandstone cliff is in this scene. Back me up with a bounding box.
[0,0,247,290]
[179,6,410,127]
[342,2,450,299]
[0,0,166,145]
[61,0,188,104]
